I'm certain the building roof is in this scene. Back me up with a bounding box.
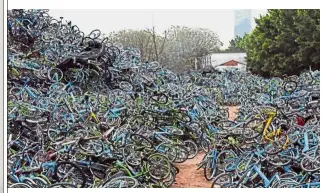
[219,60,246,66]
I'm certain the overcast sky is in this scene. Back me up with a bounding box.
[49,9,267,49]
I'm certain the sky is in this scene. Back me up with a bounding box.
[49,9,267,49]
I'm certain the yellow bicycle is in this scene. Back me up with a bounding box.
[242,106,290,151]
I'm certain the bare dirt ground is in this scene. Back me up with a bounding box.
[171,106,238,188]
[171,152,211,188]
[228,106,239,121]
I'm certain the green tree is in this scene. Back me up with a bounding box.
[240,9,320,77]
[225,36,245,52]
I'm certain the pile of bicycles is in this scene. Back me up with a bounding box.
[197,74,320,188]
[7,9,320,188]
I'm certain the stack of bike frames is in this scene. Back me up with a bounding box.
[7,9,319,188]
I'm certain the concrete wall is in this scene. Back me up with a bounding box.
[214,63,247,71]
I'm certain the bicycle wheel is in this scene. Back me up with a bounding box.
[85,69,100,85]
[264,140,284,155]
[79,139,104,155]
[9,87,30,101]
[175,112,191,123]
[163,126,184,136]
[147,153,171,180]
[48,68,63,82]
[242,118,265,139]
[130,134,153,148]
[186,122,203,138]
[119,81,133,91]
[54,161,86,188]
[200,138,211,153]
[155,143,177,162]
[301,156,320,172]
[88,29,101,39]
[204,156,217,181]
[211,173,232,188]
[21,178,37,187]
[163,170,176,187]
[183,140,198,159]
[9,183,32,188]
[217,150,237,173]
[67,86,83,96]
[173,145,188,163]
[278,181,300,188]
[267,150,293,167]
[31,176,49,188]
[47,182,77,188]
[47,127,66,143]
[283,81,297,93]
[122,144,141,166]
[101,176,138,188]
[216,120,237,131]
[65,69,85,83]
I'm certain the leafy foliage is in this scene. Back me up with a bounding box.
[239,9,320,77]
[225,36,245,52]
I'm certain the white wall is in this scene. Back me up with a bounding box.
[214,63,246,71]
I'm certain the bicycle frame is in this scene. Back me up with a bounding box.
[243,165,280,188]
[18,85,38,99]
[103,107,127,119]
[226,149,264,172]
[115,160,149,178]
[201,149,218,179]
[301,131,319,153]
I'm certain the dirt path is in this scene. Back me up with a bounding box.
[228,106,239,121]
[171,106,238,188]
[171,152,211,188]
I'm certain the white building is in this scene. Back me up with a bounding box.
[198,52,247,71]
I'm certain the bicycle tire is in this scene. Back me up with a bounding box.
[79,138,104,155]
[47,182,77,188]
[147,153,171,180]
[163,170,176,187]
[102,176,138,188]
[242,118,265,139]
[204,157,217,181]
[130,133,153,148]
[155,142,177,162]
[9,182,32,188]
[48,68,63,82]
[54,161,86,188]
[211,173,232,188]
[183,140,198,159]
[300,155,320,172]
[173,145,189,163]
